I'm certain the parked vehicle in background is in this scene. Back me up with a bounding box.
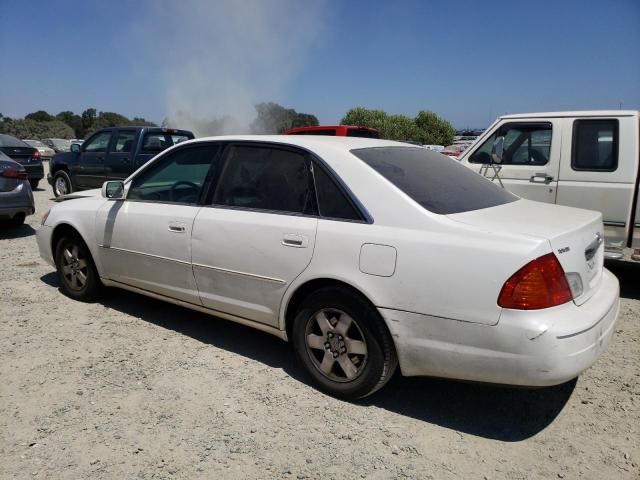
[459,110,640,261]
[0,134,44,189]
[441,145,464,159]
[48,126,194,197]
[37,135,618,399]
[23,139,56,161]
[283,125,380,138]
[70,139,84,145]
[423,145,445,152]
[0,152,35,226]
[43,138,72,153]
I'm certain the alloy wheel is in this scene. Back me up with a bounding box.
[60,244,88,291]
[55,176,68,196]
[305,308,368,382]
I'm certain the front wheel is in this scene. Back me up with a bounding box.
[292,287,398,399]
[52,170,72,197]
[55,234,102,302]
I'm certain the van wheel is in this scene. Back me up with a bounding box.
[53,171,72,197]
[292,287,398,399]
[55,234,102,302]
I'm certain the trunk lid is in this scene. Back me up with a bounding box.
[447,199,604,306]
[0,146,36,163]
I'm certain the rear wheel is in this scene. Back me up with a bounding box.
[29,179,40,190]
[7,213,25,227]
[292,287,397,399]
[53,171,72,197]
[55,234,102,301]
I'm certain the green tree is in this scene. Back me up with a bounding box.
[25,110,53,122]
[56,111,83,138]
[0,119,74,139]
[414,110,456,146]
[81,108,97,132]
[251,102,318,134]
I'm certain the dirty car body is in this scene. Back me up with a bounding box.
[36,136,620,398]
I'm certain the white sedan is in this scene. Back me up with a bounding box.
[36,136,620,399]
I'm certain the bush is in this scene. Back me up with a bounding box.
[0,119,74,140]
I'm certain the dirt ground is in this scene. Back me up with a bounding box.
[1,165,638,480]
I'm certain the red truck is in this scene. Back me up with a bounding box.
[283,125,380,138]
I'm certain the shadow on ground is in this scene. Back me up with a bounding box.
[40,271,575,441]
[0,223,36,239]
[606,260,640,300]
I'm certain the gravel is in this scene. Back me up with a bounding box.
[1,165,638,479]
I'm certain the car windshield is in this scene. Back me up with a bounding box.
[0,134,30,148]
[352,146,518,214]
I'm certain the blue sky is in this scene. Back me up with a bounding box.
[1,0,638,128]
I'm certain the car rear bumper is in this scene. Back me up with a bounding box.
[0,205,35,219]
[0,183,35,219]
[23,163,44,180]
[381,268,620,386]
[36,225,55,266]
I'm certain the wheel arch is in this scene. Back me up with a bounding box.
[50,222,86,257]
[282,277,383,341]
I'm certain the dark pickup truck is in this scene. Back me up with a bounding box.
[48,126,194,197]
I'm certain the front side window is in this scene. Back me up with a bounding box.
[469,123,552,165]
[128,145,219,203]
[572,119,618,171]
[111,131,136,153]
[83,132,112,153]
[353,146,517,215]
[214,145,316,215]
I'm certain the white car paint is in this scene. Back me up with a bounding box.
[37,135,620,387]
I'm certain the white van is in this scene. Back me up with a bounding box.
[458,111,640,261]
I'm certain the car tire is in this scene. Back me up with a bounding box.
[29,179,40,190]
[55,234,102,302]
[292,287,398,399]
[7,213,25,227]
[52,170,72,197]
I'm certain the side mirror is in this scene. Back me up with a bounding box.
[491,136,505,164]
[70,143,81,153]
[102,181,125,200]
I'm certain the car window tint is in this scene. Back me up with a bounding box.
[83,132,112,153]
[214,146,316,215]
[128,145,219,203]
[346,129,379,138]
[469,123,551,165]
[0,134,30,148]
[111,131,136,153]
[572,119,618,171]
[353,146,517,215]
[289,130,336,136]
[313,165,362,221]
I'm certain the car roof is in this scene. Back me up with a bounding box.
[190,135,403,151]
[500,110,640,119]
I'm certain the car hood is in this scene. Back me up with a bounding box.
[56,188,102,202]
[447,199,604,305]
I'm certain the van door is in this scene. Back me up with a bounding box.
[461,120,561,203]
[556,116,638,250]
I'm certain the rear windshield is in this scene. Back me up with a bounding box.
[0,134,29,148]
[346,129,380,139]
[289,129,337,136]
[352,146,517,214]
[142,132,193,153]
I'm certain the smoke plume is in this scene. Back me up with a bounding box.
[133,0,326,136]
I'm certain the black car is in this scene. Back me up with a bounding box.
[0,134,45,189]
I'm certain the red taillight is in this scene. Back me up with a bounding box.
[0,169,28,180]
[498,253,573,310]
[32,150,41,159]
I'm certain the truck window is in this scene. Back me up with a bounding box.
[142,133,192,153]
[111,131,136,153]
[571,119,618,171]
[469,123,552,166]
[83,132,112,153]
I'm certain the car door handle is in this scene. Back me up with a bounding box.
[529,173,553,184]
[168,224,186,233]
[282,234,308,248]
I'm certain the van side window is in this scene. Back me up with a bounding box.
[469,123,552,166]
[571,119,618,171]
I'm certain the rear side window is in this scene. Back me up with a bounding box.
[313,164,363,221]
[142,132,192,153]
[353,147,517,215]
[214,146,316,215]
[572,119,618,171]
[111,131,136,153]
[289,129,336,136]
